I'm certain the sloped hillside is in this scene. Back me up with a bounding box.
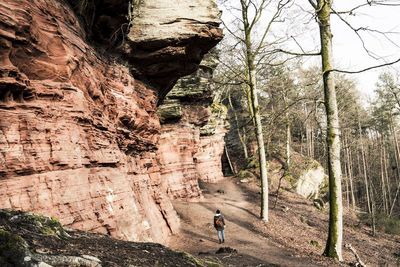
[0,209,221,267]
[169,177,400,266]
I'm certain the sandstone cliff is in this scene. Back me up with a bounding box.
[0,0,222,244]
[158,51,227,200]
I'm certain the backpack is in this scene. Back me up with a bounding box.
[216,217,223,227]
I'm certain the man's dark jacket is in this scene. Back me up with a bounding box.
[214,214,225,231]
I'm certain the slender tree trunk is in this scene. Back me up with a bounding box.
[364,147,376,235]
[300,128,304,155]
[344,133,356,209]
[312,101,317,158]
[313,0,343,260]
[285,100,291,168]
[344,162,350,209]
[390,113,400,187]
[304,104,314,158]
[245,75,256,126]
[249,66,269,221]
[359,119,371,214]
[241,0,269,221]
[390,181,400,217]
[356,150,362,202]
[224,144,236,175]
[389,113,400,217]
[348,149,356,209]
[383,139,392,209]
[380,136,388,214]
[370,181,377,236]
[342,133,349,208]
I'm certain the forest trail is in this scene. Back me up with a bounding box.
[168,178,326,266]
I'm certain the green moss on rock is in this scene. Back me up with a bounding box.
[0,230,28,264]
[310,240,321,248]
[246,157,259,169]
[0,209,68,239]
[304,157,321,170]
[22,213,68,238]
[237,170,255,179]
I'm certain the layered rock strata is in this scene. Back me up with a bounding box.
[158,52,227,200]
[0,0,222,243]
[127,0,222,101]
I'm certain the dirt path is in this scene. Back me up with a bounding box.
[168,178,322,266]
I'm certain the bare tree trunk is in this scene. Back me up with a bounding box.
[383,139,392,209]
[344,164,350,209]
[241,0,269,221]
[371,184,377,236]
[390,113,400,187]
[342,134,349,209]
[300,128,304,155]
[312,0,343,260]
[224,144,236,175]
[285,100,291,168]
[390,181,400,217]
[359,119,371,214]
[380,136,388,214]
[389,113,400,217]
[304,104,311,157]
[344,133,356,209]
[249,67,269,221]
[365,147,376,236]
[312,101,317,158]
[245,74,256,126]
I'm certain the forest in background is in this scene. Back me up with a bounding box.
[212,0,400,261]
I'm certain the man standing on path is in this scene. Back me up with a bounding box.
[214,209,226,244]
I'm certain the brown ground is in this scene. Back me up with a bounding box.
[1,176,399,266]
[0,209,217,267]
[168,177,400,267]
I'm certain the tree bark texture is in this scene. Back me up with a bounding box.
[315,0,343,260]
[359,119,371,214]
[241,0,269,221]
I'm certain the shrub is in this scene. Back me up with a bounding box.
[376,213,400,235]
[358,212,400,235]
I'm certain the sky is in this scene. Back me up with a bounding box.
[218,0,400,100]
[330,0,400,98]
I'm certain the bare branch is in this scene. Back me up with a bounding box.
[331,7,382,59]
[255,0,292,55]
[371,0,400,6]
[222,20,245,42]
[291,35,307,54]
[333,3,370,15]
[273,48,320,56]
[330,57,400,74]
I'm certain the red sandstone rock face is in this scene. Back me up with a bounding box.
[0,0,221,243]
[158,112,226,200]
[158,125,203,201]
[197,130,227,183]
[158,52,227,200]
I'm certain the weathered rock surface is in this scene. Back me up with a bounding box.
[0,209,221,267]
[296,165,326,199]
[127,0,223,100]
[158,51,227,200]
[0,0,222,243]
